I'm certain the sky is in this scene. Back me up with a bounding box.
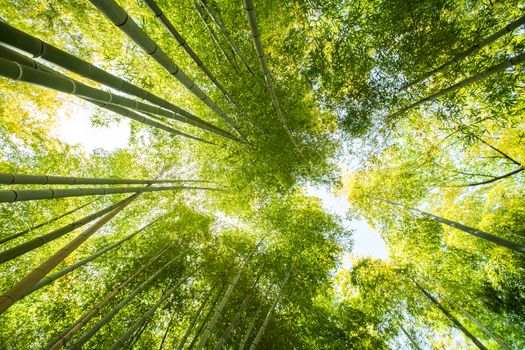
[51,107,389,262]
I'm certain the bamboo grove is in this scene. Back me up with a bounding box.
[0,0,524,349]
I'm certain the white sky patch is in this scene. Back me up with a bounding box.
[51,103,130,152]
[306,184,388,261]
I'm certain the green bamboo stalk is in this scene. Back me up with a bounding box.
[196,244,260,349]
[194,1,238,69]
[214,276,259,350]
[249,273,290,350]
[87,0,245,140]
[383,200,525,253]
[0,185,216,203]
[0,172,210,186]
[109,276,189,350]
[159,308,177,350]
[186,284,226,350]
[0,194,136,316]
[402,15,525,90]
[398,322,422,350]
[176,286,215,350]
[0,197,132,264]
[413,282,488,350]
[25,218,162,296]
[390,52,525,118]
[242,0,302,155]
[0,22,238,141]
[238,302,263,350]
[0,199,96,245]
[45,244,172,350]
[442,294,511,350]
[0,54,215,144]
[68,254,182,350]
[143,0,261,132]
[199,0,255,75]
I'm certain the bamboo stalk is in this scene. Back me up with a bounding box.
[402,15,525,90]
[186,284,226,350]
[214,276,259,350]
[109,276,189,350]
[0,173,210,186]
[398,322,423,350]
[0,53,217,144]
[68,254,182,350]
[383,200,525,253]
[242,0,302,154]
[196,243,260,349]
[0,197,132,264]
[238,301,263,350]
[176,286,215,350]
[199,0,255,75]
[0,194,137,316]
[0,22,237,141]
[442,294,511,350]
[25,218,162,296]
[0,185,217,203]
[87,0,246,141]
[413,282,488,350]
[390,52,525,118]
[249,272,290,350]
[192,1,240,73]
[45,244,172,350]
[0,199,96,245]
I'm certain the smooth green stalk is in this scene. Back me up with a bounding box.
[0,185,217,203]
[0,197,130,264]
[87,0,246,140]
[0,199,96,245]
[0,22,238,141]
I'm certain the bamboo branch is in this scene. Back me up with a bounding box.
[402,15,525,90]
[390,52,525,118]
[243,0,303,155]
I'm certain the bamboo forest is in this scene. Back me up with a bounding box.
[0,0,524,349]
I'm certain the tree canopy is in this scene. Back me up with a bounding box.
[0,0,524,349]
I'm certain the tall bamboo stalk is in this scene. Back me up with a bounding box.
[186,283,226,350]
[196,244,260,349]
[176,286,215,350]
[242,0,302,154]
[0,194,136,316]
[68,254,182,349]
[0,22,237,140]
[87,0,245,140]
[0,54,216,144]
[238,301,263,350]
[249,272,290,350]
[0,172,209,186]
[198,0,255,75]
[144,0,260,132]
[195,2,241,73]
[0,184,216,203]
[214,276,259,350]
[413,281,488,350]
[26,218,162,297]
[402,15,525,90]
[109,276,188,350]
[0,199,96,245]
[390,52,525,118]
[398,322,422,350]
[45,244,172,350]
[0,197,132,264]
[442,294,510,349]
[383,200,525,253]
